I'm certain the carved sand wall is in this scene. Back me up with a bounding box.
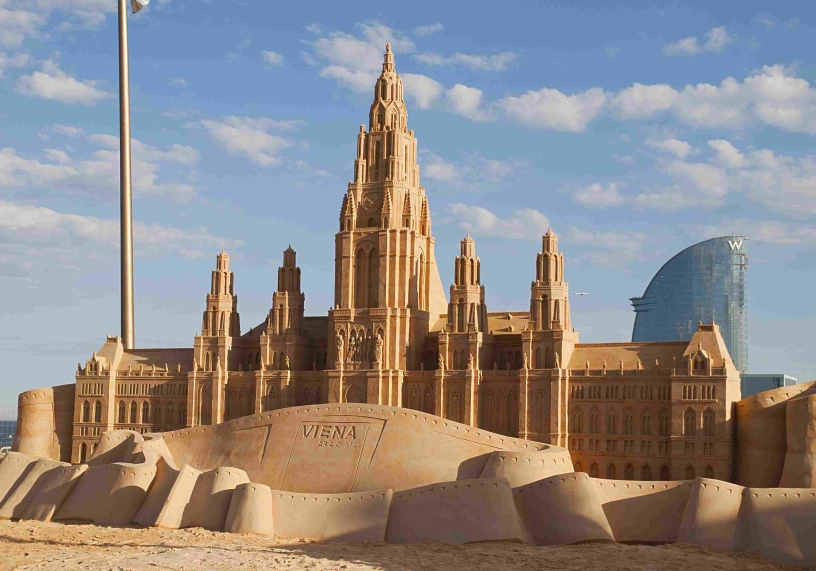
[3,403,816,569]
[12,384,74,462]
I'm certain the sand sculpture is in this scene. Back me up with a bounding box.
[2,402,816,570]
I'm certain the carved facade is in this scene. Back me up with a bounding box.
[70,45,741,482]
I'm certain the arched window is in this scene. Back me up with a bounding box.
[118,401,126,423]
[79,442,87,464]
[483,389,495,432]
[623,410,634,435]
[574,462,584,473]
[660,465,670,481]
[703,409,715,437]
[452,350,459,371]
[607,463,617,479]
[685,465,696,480]
[178,405,186,425]
[130,401,137,423]
[81,401,90,423]
[684,408,696,436]
[302,387,312,406]
[589,463,599,478]
[589,408,599,433]
[496,389,508,433]
[658,408,669,436]
[641,410,652,435]
[166,405,174,424]
[544,347,551,369]
[571,409,583,433]
[704,465,714,479]
[266,386,278,412]
[534,348,541,369]
[508,389,518,435]
[642,464,652,481]
[624,463,634,480]
[153,404,162,424]
[409,386,419,411]
[93,400,102,423]
[141,402,150,424]
[449,388,461,424]
[607,410,617,435]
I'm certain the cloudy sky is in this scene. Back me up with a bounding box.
[1,0,814,409]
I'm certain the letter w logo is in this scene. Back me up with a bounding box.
[728,240,743,251]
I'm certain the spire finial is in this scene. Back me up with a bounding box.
[386,42,391,53]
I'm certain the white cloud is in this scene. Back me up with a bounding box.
[402,73,444,109]
[611,83,678,119]
[449,203,550,240]
[0,199,241,261]
[446,84,487,121]
[415,51,518,71]
[199,116,302,167]
[310,21,415,93]
[663,160,729,206]
[646,138,698,159]
[663,26,734,56]
[0,134,200,202]
[0,5,46,47]
[262,51,284,66]
[413,23,443,36]
[632,186,693,211]
[169,77,187,87]
[566,227,650,268]
[421,152,518,190]
[0,51,28,77]
[707,139,746,168]
[498,86,606,132]
[571,182,626,208]
[423,154,458,183]
[51,124,84,137]
[17,57,111,105]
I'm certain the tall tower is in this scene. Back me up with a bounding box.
[524,230,578,369]
[448,235,487,333]
[195,250,240,370]
[329,44,447,403]
[268,246,304,335]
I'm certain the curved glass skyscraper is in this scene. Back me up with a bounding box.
[630,236,748,373]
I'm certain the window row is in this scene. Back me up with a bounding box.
[682,384,716,400]
[571,408,671,436]
[115,400,187,426]
[116,383,188,397]
[78,382,104,396]
[576,461,715,481]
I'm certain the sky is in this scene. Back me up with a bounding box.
[0,0,815,410]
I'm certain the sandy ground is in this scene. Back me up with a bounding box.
[0,519,803,571]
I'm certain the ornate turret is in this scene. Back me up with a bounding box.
[202,251,240,338]
[448,235,487,333]
[268,246,304,335]
[530,229,570,331]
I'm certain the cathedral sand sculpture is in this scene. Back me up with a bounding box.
[5,45,816,570]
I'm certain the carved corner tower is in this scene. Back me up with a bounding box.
[328,44,447,405]
[523,229,578,370]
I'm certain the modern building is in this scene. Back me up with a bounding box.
[630,236,748,373]
[0,406,16,451]
[21,46,743,483]
[741,374,798,398]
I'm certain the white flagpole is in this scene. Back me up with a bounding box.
[118,0,135,350]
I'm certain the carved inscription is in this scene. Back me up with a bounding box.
[302,424,360,449]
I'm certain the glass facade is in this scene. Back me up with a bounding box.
[741,374,797,398]
[630,235,748,373]
[0,420,15,451]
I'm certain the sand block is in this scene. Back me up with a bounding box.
[513,473,613,545]
[593,479,692,543]
[180,467,250,531]
[87,430,144,467]
[0,458,67,519]
[479,450,573,488]
[386,478,527,544]
[20,464,88,522]
[735,488,816,569]
[133,456,183,527]
[54,462,156,524]
[272,489,391,541]
[225,483,274,536]
[779,394,816,488]
[0,452,42,505]
[677,478,743,550]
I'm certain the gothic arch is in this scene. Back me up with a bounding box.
[496,389,508,434]
[265,385,278,412]
[684,407,696,436]
[423,385,434,414]
[118,401,126,423]
[130,401,137,424]
[79,443,87,464]
[685,465,696,480]
[641,409,653,435]
[93,400,102,423]
[409,385,419,411]
[589,463,599,478]
[658,408,670,436]
[141,402,150,424]
[345,384,363,404]
[508,389,518,435]
[483,388,495,432]
[704,465,714,479]
[571,408,584,433]
[178,405,186,425]
[81,400,90,423]
[574,462,584,473]
[302,387,312,406]
[703,408,715,437]
[589,407,600,433]
[660,464,670,481]
[607,463,617,479]
[534,388,545,433]
[624,463,634,480]
[642,464,652,481]
[449,387,461,424]
[607,409,617,435]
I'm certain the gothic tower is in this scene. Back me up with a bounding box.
[268,246,304,335]
[448,235,487,334]
[329,44,447,403]
[524,230,578,369]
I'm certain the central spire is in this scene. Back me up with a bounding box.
[369,44,406,132]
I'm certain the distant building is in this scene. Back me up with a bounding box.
[741,374,798,398]
[0,419,16,452]
[630,236,748,373]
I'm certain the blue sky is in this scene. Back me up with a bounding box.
[1,0,815,409]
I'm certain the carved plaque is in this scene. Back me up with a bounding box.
[280,417,384,492]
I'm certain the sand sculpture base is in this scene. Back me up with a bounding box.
[2,404,816,570]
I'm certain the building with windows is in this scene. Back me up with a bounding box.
[630,236,748,373]
[741,373,798,398]
[19,46,742,483]
[0,406,16,452]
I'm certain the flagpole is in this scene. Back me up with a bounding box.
[118,0,135,350]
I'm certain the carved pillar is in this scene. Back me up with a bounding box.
[434,372,444,418]
[519,368,529,439]
[463,368,477,427]
[186,369,198,427]
[254,372,264,414]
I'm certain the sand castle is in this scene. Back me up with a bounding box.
[5,44,816,570]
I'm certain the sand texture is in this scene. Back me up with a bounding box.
[0,520,801,571]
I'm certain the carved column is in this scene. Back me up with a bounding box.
[434,371,444,418]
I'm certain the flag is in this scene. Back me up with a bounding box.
[131,0,150,14]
